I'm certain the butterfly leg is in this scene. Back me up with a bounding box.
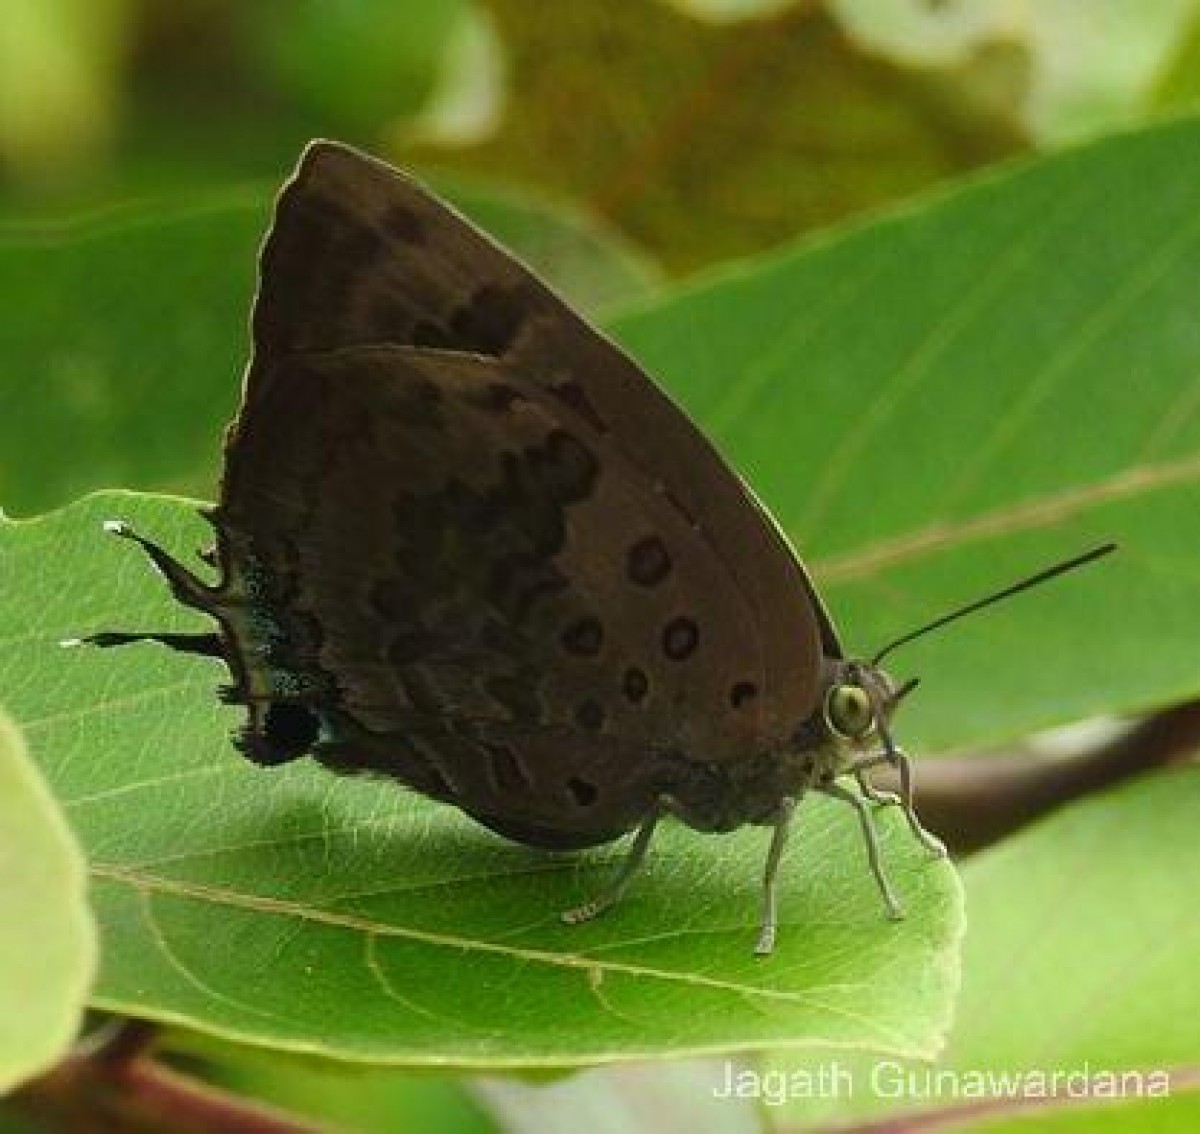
[560,799,667,927]
[99,520,217,613]
[755,795,798,957]
[847,754,901,807]
[61,522,224,658]
[61,630,223,657]
[887,746,947,858]
[846,749,946,858]
[820,781,904,920]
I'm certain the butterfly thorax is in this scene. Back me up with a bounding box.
[654,658,898,834]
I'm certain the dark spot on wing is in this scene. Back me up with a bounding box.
[567,777,598,807]
[264,702,320,754]
[730,681,757,709]
[532,430,599,503]
[622,667,649,704]
[663,616,699,661]
[450,283,530,355]
[626,536,671,586]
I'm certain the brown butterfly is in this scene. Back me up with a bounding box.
[70,142,1112,954]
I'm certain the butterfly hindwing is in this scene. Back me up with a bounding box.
[219,344,780,840]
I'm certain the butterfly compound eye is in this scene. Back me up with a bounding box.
[824,683,875,739]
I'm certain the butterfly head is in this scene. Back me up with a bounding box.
[814,544,1118,771]
[821,660,918,757]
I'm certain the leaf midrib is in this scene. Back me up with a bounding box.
[90,860,922,1049]
[813,449,1200,582]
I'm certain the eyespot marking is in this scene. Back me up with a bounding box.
[626,536,671,586]
[662,616,699,661]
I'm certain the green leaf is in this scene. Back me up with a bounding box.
[0,493,962,1066]
[611,114,1200,752]
[0,709,95,1091]
[0,191,266,515]
[766,766,1200,1131]
[948,768,1200,1077]
[0,179,656,517]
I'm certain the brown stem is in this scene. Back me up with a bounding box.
[88,1018,162,1066]
[892,701,1200,854]
[9,1023,319,1134]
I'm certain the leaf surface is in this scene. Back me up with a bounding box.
[0,494,962,1066]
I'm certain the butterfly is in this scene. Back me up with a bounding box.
[70,141,1112,954]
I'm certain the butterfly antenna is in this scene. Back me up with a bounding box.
[870,543,1117,667]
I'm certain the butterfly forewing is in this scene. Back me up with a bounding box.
[231,142,827,748]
